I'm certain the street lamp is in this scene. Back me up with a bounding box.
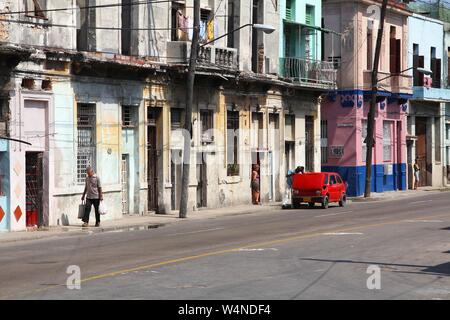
[179,10,276,218]
[377,67,432,83]
[200,23,276,47]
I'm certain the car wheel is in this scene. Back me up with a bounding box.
[339,194,347,207]
[292,199,301,209]
[308,202,315,208]
[321,196,329,209]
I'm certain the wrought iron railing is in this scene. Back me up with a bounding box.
[280,57,337,87]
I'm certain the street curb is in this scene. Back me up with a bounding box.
[348,188,450,203]
[0,204,282,244]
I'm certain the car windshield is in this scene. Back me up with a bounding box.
[324,175,329,185]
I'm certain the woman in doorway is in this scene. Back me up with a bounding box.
[413,158,421,190]
[251,164,261,205]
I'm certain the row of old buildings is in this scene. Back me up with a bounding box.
[0,0,449,232]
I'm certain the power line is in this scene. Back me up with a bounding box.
[0,0,178,16]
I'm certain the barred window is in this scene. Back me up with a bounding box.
[122,105,137,128]
[227,111,240,177]
[77,104,96,184]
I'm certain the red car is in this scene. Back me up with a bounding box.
[291,172,347,209]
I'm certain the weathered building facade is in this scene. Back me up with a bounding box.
[0,0,336,232]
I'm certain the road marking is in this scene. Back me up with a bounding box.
[315,211,353,218]
[4,210,450,299]
[404,220,443,223]
[238,248,279,252]
[165,227,225,237]
[411,200,434,204]
[322,232,364,236]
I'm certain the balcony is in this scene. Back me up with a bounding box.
[279,57,337,89]
[412,86,450,102]
[166,41,238,70]
[363,70,413,95]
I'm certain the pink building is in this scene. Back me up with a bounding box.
[321,0,412,196]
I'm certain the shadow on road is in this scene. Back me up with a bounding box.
[300,257,450,277]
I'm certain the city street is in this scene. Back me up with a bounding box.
[0,191,450,300]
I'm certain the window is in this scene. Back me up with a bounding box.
[171,2,186,41]
[413,44,424,86]
[286,0,294,21]
[227,111,240,176]
[122,105,137,128]
[24,0,46,19]
[435,117,441,162]
[227,0,236,48]
[362,119,368,162]
[430,47,442,88]
[77,0,96,52]
[305,5,315,25]
[336,175,342,184]
[367,23,373,70]
[77,104,96,184]
[121,0,133,56]
[330,175,337,185]
[200,110,214,143]
[171,108,183,130]
[383,121,392,162]
[321,120,328,164]
[324,174,329,185]
[389,26,401,74]
[446,123,450,140]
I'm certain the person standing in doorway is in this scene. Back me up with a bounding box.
[251,164,261,205]
[413,158,421,190]
[81,166,103,227]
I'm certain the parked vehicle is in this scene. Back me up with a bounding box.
[291,172,347,209]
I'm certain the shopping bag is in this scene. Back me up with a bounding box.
[99,201,108,216]
[78,201,86,219]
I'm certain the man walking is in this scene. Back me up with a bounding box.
[81,166,103,228]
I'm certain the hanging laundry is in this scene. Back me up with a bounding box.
[207,20,214,41]
[199,21,207,41]
[177,11,189,34]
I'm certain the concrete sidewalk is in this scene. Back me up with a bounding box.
[349,186,450,202]
[0,202,281,244]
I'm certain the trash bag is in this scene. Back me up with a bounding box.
[99,201,108,216]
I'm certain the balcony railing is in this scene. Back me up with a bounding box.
[280,57,337,88]
[167,41,238,69]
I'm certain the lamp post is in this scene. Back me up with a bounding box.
[178,17,276,218]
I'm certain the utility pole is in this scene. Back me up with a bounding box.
[179,0,200,218]
[364,0,388,198]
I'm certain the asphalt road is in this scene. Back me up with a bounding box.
[1,191,450,300]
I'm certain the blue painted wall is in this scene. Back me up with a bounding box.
[322,164,407,197]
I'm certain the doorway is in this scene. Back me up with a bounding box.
[26,152,44,227]
[196,152,207,208]
[147,108,160,212]
[415,117,429,186]
[121,154,129,215]
[305,116,315,172]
